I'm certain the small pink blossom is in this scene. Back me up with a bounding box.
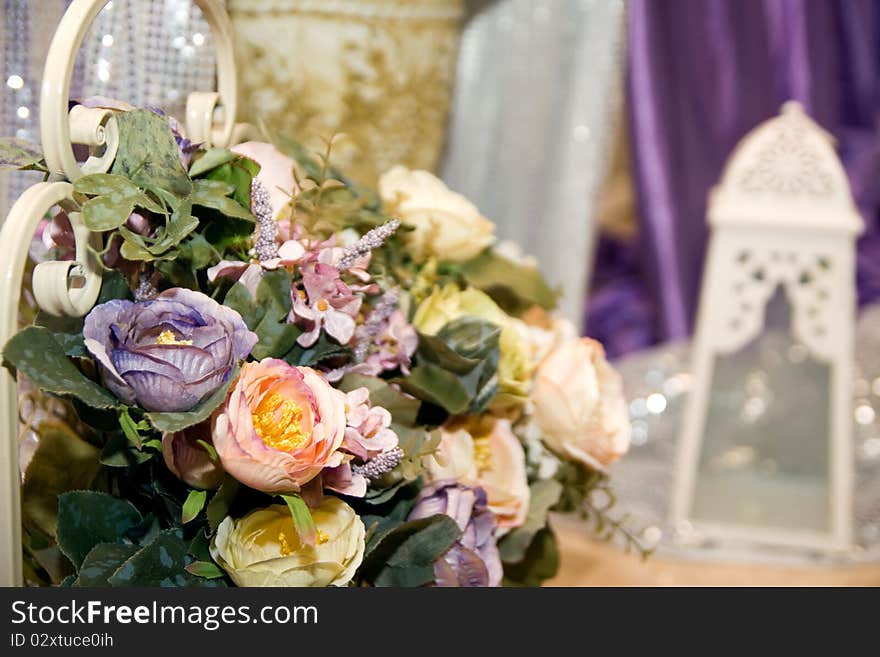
[290,263,362,347]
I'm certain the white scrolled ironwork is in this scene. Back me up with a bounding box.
[0,0,242,587]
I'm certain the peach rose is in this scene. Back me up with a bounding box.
[531,338,630,471]
[424,417,529,532]
[212,358,347,493]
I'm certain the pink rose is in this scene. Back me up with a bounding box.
[212,358,347,493]
[162,420,224,490]
[531,338,630,471]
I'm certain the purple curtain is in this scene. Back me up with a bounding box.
[587,0,880,358]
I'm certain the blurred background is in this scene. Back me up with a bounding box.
[3,0,880,584]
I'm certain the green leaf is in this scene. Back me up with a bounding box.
[56,491,143,568]
[280,494,317,547]
[498,480,563,564]
[3,326,120,410]
[21,421,102,538]
[364,515,462,587]
[224,270,301,361]
[73,543,139,586]
[337,374,421,427]
[460,248,559,313]
[111,109,192,196]
[108,530,223,587]
[185,560,225,580]
[207,478,240,534]
[502,528,560,587]
[145,365,238,432]
[75,174,164,232]
[191,179,254,221]
[188,147,238,177]
[0,137,44,170]
[100,431,154,467]
[395,317,501,415]
[182,489,208,524]
[205,155,259,208]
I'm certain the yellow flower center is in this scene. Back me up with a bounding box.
[156,329,193,346]
[473,435,493,474]
[297,290,307,300]
[277,528,329,556]
[252,393,309,451]
[316,298,329,312]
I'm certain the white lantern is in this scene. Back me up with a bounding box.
[671,102,862,551]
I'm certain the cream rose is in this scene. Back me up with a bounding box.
[532,338,630,471]
[424,417,530,532]
[378,165,495,262]
[210,497,365,587]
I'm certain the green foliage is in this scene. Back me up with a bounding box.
[359,514,461,587]
[207,478,240,534]
[21,421,102,539]
[497,479,563,564]
[106,530,223,587]
[144,366,239,433]
[459,248,559,314]
[190,179,254,221]
[0,137,46,171]
[395,317,501,415]
[73,543,140,586]
[188,147,239,178]
[56,491,143,568]
[502,528,560,587]
[110,109,191,196]
[75,174,163,232]
[3,326,120,410]
[223,270,302,360]
[281,494,317,547]
[182,489,208,524]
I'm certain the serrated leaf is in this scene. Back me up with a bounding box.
[3,326,120,410]
[145,365,238,432]
[111,109,192,196]
[182,489,208,524]
[108,529,222,587]
[73,543,139,586]
[368,515,462,587]
[56,491,143,568]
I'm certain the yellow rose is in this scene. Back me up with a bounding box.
[378,165,495,262]
[210,497,365,587]
[413,285,532,405]
[424,416,530,533]
[531,338,630,471]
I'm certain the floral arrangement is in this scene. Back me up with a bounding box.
[2,106,638,588]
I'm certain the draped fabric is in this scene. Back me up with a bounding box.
[588,0,880,358]
[442,0,626,325]
[0,0,214,217]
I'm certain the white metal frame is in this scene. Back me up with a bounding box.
[0,0,245,587]
[671,102,862,552]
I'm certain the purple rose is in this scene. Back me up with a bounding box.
[83,288,257,412]
[408,481,503,587]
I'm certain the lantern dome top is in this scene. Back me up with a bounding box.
[709,101,863,235]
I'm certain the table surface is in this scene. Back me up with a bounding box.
[550,520,880,586]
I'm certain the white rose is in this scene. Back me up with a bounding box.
[378,165,495,262]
